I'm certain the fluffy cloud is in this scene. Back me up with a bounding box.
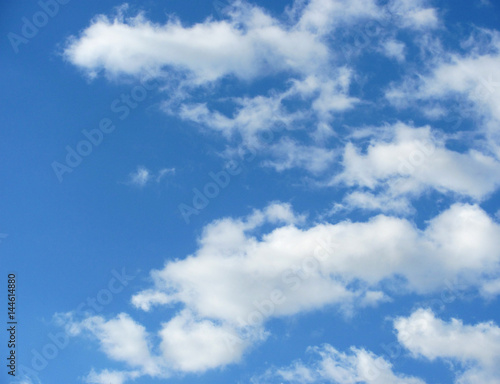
[257,344,425,384]
[380,39,406,62]
[59,309,250,381]
[333,122,500,210]
[58,200,500,380]
[158,310,252,372]
[63,2,329,83]
[58,3,500,382]
[129,202,500,371]
[134,202,500,316]
[294,0,383,34]
[395,309,500,384]
[62,313,162,377]
[66,0,421,84]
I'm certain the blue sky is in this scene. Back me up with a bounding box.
[2,0,500,383]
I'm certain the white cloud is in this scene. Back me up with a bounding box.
[360,290,392,307]
[63,0,394,85]
[334,122,500,206]
[338,191,413,214]
[262,138,336,173]
[175,91,298,144]
[128,166,150,187]
[62,0,448,179]
[262,310,500,384]
[169,69,353,173]
[158,310,252,372]
[63,2,329,84]
[86,369,140,384]
[304,71,360,118]
[56,201,500,377]
[130,289,171,311]
[388,0,439,30]
[128,201,500,371]
[135,202,500,315]
[259,344,425,384]
[172,68,355,167]
[395,309,500,384]
[156,167,175,181]
[58,3,500,381]
[386,29,500,156]
[381,39,406,62]
[58,311,257,378]
[481,278,500,297]
[295,0,383,34]
[421,104,447,119]
[128,166,175,187]
[62,313,163,377]
[263,201,306,224]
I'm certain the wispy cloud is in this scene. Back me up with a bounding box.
[127,166,175,187]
